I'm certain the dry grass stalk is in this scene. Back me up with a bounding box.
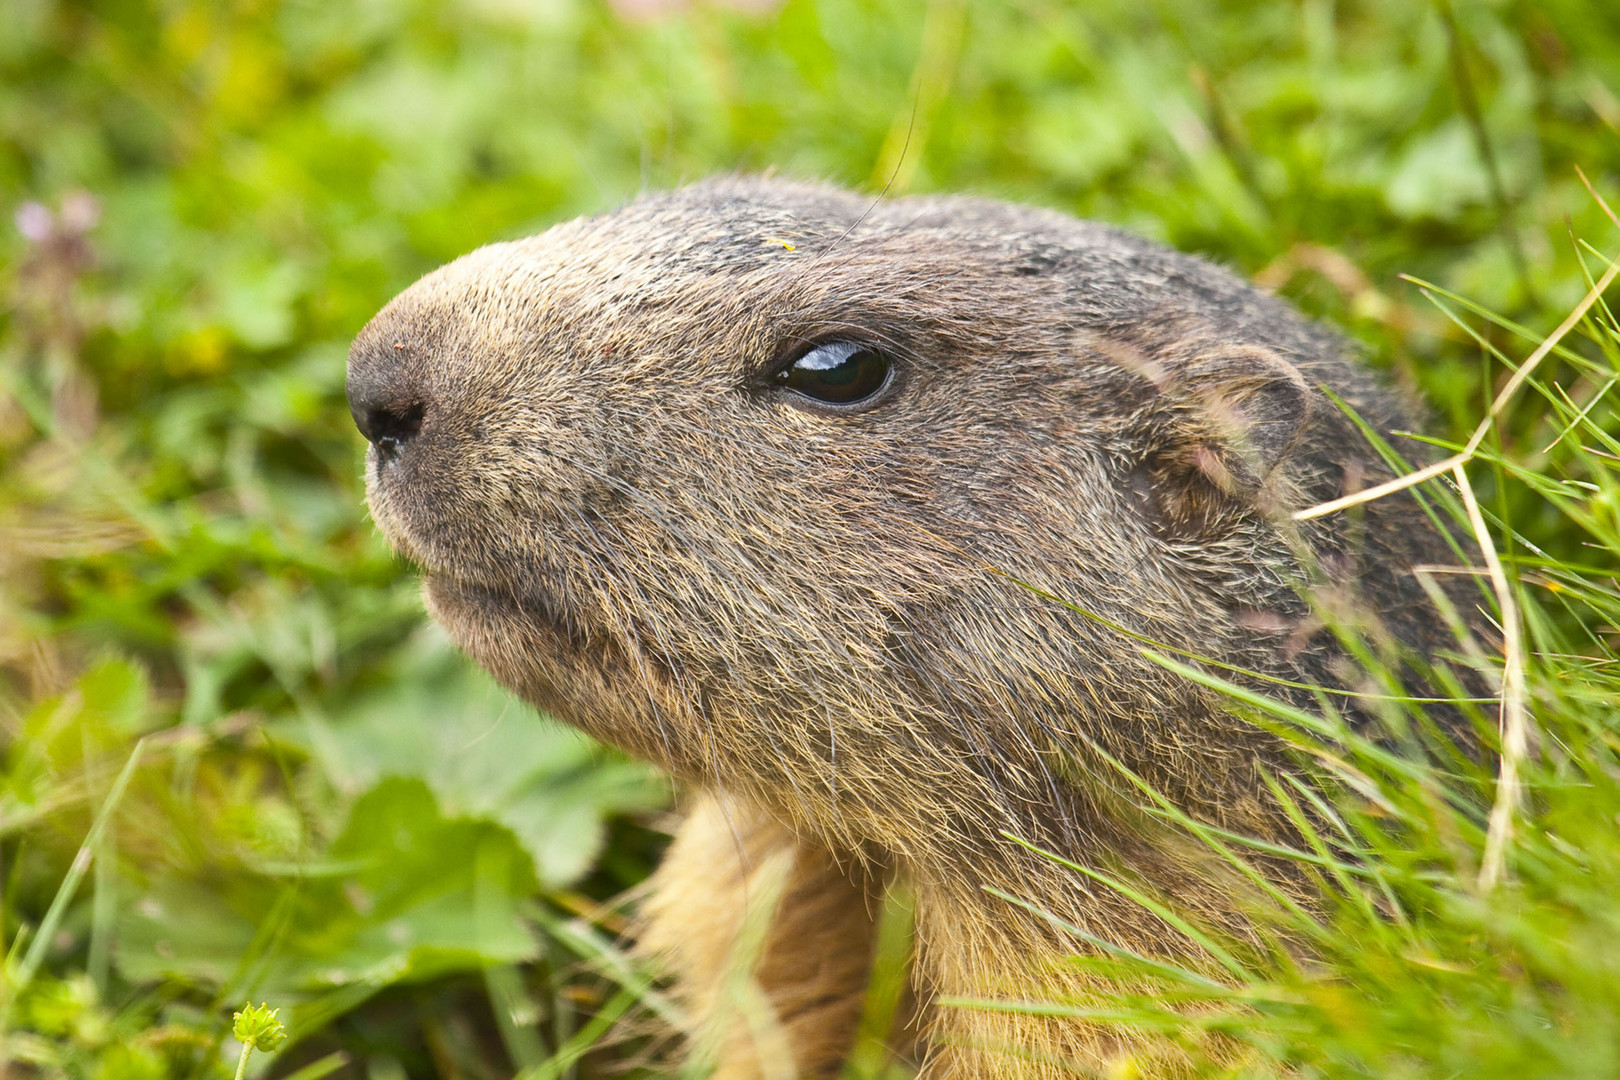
[1294,209,1620,889]
[1294,257,1620,522]
[1452,464,1528,891]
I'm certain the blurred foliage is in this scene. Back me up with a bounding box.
[1,0,1618,1075]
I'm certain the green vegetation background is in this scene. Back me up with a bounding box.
[2,0,1619,1076]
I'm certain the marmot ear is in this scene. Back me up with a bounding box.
[1126,344,1313,538]
[1171,345,1313,491]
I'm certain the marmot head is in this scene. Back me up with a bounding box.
[347,177,1446,857]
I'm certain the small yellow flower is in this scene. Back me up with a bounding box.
[232,1002,288,1051]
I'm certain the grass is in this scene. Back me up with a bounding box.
[2,0,1619,1075]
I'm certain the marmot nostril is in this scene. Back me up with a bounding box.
[350,400,424,458]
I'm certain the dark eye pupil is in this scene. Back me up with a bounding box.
[777,341,892,405]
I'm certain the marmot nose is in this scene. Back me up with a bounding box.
[348,386,426,460]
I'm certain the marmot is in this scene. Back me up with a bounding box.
[346,178,1468,1078]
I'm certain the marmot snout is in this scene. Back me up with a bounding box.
[348,177,1463,1078]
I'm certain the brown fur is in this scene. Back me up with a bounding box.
[346,178,1463,1077]
[640,795,881,1079]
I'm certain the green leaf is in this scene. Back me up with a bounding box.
[115,777,541,1018]
[299,629,666,888]
[1384,119,1491,222]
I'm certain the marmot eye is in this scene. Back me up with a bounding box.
[775,341,893,407]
